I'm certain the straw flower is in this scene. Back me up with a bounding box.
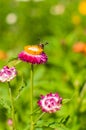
[18,44,48,64]
[38,93,62,113]
[0,66,17,82]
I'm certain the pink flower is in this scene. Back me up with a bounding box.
[38,93,62,113]
[7,118,13,126]
[18,44,48,64]
[0,66,17,82]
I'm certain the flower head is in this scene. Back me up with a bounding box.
[18,44,48,64]
[0,66,17,82]
[38,93,62,113]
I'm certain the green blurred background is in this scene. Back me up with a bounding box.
[0,0,86,130]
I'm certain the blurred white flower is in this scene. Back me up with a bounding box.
[50,4,65,15]
[6,13,17,25]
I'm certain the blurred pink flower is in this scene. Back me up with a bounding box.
[18,44,48,64]
[0,66,17,82]
[38,93,62,113]
[7,118,13,126]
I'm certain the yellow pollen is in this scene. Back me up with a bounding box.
[24,45,43,55]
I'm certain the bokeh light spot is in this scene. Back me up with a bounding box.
[6,13,17,25]
[72,15,81,25]
[50,4,65,15]
[78,1,86,15]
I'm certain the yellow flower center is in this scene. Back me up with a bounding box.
[24,45,43,55]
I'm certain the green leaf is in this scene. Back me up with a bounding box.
[0,97,10,112]
[15,75,26,101]
[62,115,70,125]
[7,57,21,66]
[8,57,18,62]
[62,99,71,104]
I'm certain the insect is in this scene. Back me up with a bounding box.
[38,42,48,48]
[24,42,48,55]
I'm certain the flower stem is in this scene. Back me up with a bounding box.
[30,107,40,115]
[30,64,34,130]
[34,112,45,125]
[8,82,16,130]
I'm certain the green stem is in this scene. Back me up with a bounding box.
[8,82,16,130]
[34,112,45,125]
[30,64,34,130]
[30,107,40,115]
